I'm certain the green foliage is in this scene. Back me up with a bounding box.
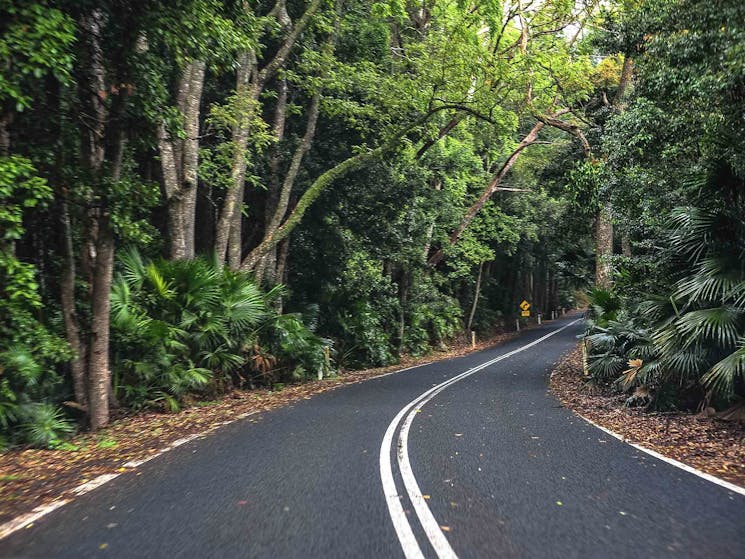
[0,1,75,112]
[0,347,73,448]
[111,250,329,409]
[0,155,51,246]
[111,250,265,410]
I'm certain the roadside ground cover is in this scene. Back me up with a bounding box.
[551,346,745,489]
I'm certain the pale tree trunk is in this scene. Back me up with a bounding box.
[180,60,206,259]
[217,0,324,266]
[466,261,484,332]
[258,75,290,282]
[621,235,632,257]
[216,52,258,264]
[227,194,243,269]
[159,60,206,260]
[595,203,614,289]
[245,91,321,272]
[158,124,185,258]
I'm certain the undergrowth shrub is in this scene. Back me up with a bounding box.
[111,249,329,411]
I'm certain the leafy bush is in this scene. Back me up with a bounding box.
[111,249,331,410]
[0,347,73,448]
[263,311,332,381]
[0,157,73,448]
[584,201,745,409]
[111,250,269,410]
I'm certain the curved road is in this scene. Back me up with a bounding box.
[2,317,744,558]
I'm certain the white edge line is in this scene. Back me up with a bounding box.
[384,320,580,559]
[0,499,71,540]
[0,323,564,544]
[577,412,745,498]
[0,356,447,543]
[0,355,466,543]
[0,410,261,541]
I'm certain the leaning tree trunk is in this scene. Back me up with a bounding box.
[427,119,546,267]
[215,52,258,264]
[244,91,321,273]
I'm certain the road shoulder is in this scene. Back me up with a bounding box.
[550,344,745,490]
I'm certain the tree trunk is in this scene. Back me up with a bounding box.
[227,188,244,270]
[160,60,205,260]
[216,0,324,265]
[621,234,632,257]
[215,52,258,263]
[466,261,484,332]
[266,75,290,225]
[614,55,634,106]
[87,214,114,430]
[275,237,290,303]
[243,91,321,271]
[158,123,186,259]
[60,197,88,409]
[181,60,206,259]
[595,203,614,289]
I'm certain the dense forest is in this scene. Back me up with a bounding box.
[0,0,743,447]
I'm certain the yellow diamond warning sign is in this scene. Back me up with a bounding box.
[519,300,531,311]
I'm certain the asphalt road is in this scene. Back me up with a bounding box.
[2,316,744,558]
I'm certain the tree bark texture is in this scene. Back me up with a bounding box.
[86,215,114,430]
[244,91,321,272]
[60,198,88,408]
[158,59,206,260]
[215,52,258,264]
[216,0,324,265]
[595,203,614,289]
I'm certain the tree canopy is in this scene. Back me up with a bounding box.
[1,0,742,444]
